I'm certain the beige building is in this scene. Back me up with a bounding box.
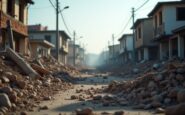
[29,29,70,64]
[30,39,54,59]
[67,41,85,66]
[0,0,34,54]
[133,18,158,61]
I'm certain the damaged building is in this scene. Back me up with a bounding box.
[0,0,34,55]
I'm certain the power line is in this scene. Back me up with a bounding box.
[29,6,53,10]
[59,10,73,36]
[135,0,150,12]
[114,16,132,38]
[48,0,56,9]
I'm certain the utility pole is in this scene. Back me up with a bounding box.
[112,34,115,64]
[108,41,110,65]
[56,0,59,61]
[132,7,136,64]
[73,31,76,66]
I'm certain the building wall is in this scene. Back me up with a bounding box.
[163,4,185,35]
[24,3,28,24]
[14,0,19,20]
[119,35,133,54]
[1,0,28,24]
[29,32,57,49]
[29,32,69,51]
[126,35,133,51]
[30,42,51,58]
[135,23,143,48]
[1,0,7,13]
[109,44,120,58]
[0,0,30,55]
[30,43,37,58]
[143,19,153,46]
[120,38,125,51]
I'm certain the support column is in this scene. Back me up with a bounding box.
[19,38,27,55]
[169,39,172,59]
[138,50,141,61]
[125,53,127,62]
[178,35,184,59]
[159,43,163,60]
[144,47,149,60]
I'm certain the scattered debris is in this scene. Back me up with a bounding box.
[0,48,78,114]
[75,107,93,115]
[100,59,185,113]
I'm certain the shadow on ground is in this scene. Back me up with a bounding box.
[51,100,152,114]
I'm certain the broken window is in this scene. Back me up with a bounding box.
[176,7,185,21]
[154,15,157,27]
[7,0,13,16]
[45,35,51,42]
[19,3,24,23]
[135,31,137,41]
[159,11,163,25]
[138,27,141,39]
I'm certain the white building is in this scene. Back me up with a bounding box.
[29,30,70,64]
[118,34,133,63]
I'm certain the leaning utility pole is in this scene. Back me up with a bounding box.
[73,31,76,66]
[132,7,136,64]
[56,0,59,61]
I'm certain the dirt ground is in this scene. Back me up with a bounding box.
[29,74,164,115]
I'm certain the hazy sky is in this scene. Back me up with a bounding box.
[28,0,179,54]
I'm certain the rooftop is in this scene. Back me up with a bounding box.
[148,1,185,16]
[30,39,55,48]
[118,34,133,41]
[173,25,185,33]
[29,30,71,40]
[132,18,152,29]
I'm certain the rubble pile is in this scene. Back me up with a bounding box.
[0,54,75,114]
[38,56,80,76]
[99,60,157,77]
[70,86,102,102]
[103,60,185,112]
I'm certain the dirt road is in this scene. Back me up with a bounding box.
[29,74,163,115]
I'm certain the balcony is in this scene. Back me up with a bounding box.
[61,45,68,53]
[119,48,125,54]
[0,11,28,36]
[154,23,165,38]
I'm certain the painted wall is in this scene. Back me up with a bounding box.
[14,0,19,20]
[135,23,143,48]
[1,0,28,24]
[29,32,57,49]
[119,35,133,53]
[1,0,7,12]
[126,35,133,51]
[143,19,154,46]
[164,5,185,34]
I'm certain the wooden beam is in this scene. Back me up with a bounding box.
[6,48,39,77]
[31,63,51,75]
